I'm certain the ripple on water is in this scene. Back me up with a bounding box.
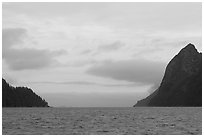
[2,107,202,135]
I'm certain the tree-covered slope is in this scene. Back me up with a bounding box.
[2,78,49,107]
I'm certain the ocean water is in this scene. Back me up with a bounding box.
[2,107,202,135]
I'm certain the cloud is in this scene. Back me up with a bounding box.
[24,80,140,87]
[4,48,64,70]
[2,28,66,71]
[2,28,26,48]
[97,41,125,52]
[147,83,160,94]
[86,59,166,85]
[80,49,92,55]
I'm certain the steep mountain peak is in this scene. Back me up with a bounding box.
[183,43,196,50]
[134,43,202,107]
[178,43,198,58]
[163,43,201,80]
[178,43,201,75]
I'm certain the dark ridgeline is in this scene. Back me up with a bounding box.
[2,78,49,107]
[134,43,202,107]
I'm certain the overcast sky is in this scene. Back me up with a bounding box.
[2,2,202,107]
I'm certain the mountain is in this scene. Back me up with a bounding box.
[134,43,202,107]
[2,78,49,107]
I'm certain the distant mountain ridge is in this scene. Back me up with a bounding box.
[134,43,202,107]
[2,78,49,107]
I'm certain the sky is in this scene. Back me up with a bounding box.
[2,2,202,107]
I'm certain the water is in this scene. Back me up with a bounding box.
[2,107,202,135]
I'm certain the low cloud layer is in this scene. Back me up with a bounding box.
[25,80,140,87]
[87,59,166,85]
[97,41,125,52]
[3,28,66,70]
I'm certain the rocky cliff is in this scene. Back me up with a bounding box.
[134,43,202,107]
